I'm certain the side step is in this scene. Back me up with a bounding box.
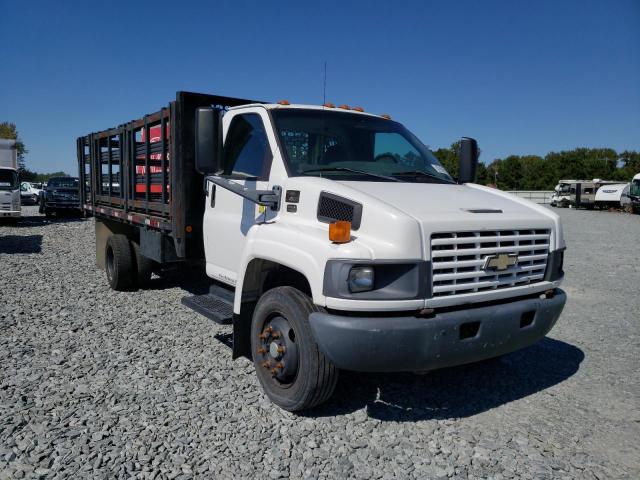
[181,284,234,325]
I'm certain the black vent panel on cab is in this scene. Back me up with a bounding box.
[317,192,362,230]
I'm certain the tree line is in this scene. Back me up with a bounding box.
[3,121,639,190]
[433,143,640,190]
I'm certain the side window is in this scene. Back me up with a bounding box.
[223,113,272,178]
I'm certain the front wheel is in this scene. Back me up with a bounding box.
[251,287,338,411]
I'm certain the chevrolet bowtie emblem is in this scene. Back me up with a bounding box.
[483,253,518,271]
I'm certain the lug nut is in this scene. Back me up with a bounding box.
[276,362,284,370]
[270,368,278,375]
[257,347,266,354]
[277,346,285,354]
[262,361,271,369]
[272,332,281,339]
[258,333,267,340]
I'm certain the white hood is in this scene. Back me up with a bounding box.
[339,181,564,251]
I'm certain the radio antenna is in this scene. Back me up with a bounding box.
[322,61,327,105]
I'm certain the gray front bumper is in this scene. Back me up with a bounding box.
[309,289,566,372]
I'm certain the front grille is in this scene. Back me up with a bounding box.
[431,229,550,297]
[0,203,11,211]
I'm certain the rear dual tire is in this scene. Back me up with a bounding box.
[251,287,338,412]
[105,235,154,291]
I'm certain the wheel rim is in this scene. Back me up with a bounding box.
[256,315,299,385]
[106,246,115,283]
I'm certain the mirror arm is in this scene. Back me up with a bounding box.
[205,175,281,211]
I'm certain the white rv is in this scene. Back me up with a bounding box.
[629,173,640,214]
[550,180,578,207]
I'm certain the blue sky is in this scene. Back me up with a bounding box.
[1,0,638,173]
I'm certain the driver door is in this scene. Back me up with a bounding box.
[203,109,275,286]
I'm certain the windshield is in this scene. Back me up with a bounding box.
[558,184,571,194]
[272,110,454,183]
[0,169,18,190]
[48,177,79,189]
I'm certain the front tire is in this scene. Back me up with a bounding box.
[251,287,338,411]
[105,234,134,291]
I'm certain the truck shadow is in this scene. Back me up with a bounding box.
[0,234,43,254]
[304,337,584,421]
[13,213,86,227]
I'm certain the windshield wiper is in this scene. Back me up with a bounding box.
[391,170,454,183]
[301,167,399,182]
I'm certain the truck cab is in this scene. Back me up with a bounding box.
[80,93,567,411]
[0,138,20,223]
[194,101,566,410]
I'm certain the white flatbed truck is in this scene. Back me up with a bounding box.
[78,92,567,411]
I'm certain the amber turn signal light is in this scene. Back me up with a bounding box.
[329,221,351,243]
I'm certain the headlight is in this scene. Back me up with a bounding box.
[348,266,375,293]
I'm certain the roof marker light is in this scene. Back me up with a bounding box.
[338,104,350,110]
[323,102,335,108]
[381,114,392,120]
[352,106,364,112]
[277,100,290,105]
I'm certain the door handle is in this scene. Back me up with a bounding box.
[210,185,216,208]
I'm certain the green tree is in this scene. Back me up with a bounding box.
[0,122,28,171]
[433,141,485,183]
[432,143,459,178]
[616,150,640,181]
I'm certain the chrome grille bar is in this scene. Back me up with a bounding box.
[431,229,550,297]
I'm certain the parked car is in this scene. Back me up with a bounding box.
[39,176,81,216]
[20,182,42,205]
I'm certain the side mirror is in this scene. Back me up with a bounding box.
[458,137,478,184]
[195,107,222,175]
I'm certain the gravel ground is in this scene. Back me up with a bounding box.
[1,205,639,479]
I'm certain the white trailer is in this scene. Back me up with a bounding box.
[0,138,21,222]
[594,183,631,209]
